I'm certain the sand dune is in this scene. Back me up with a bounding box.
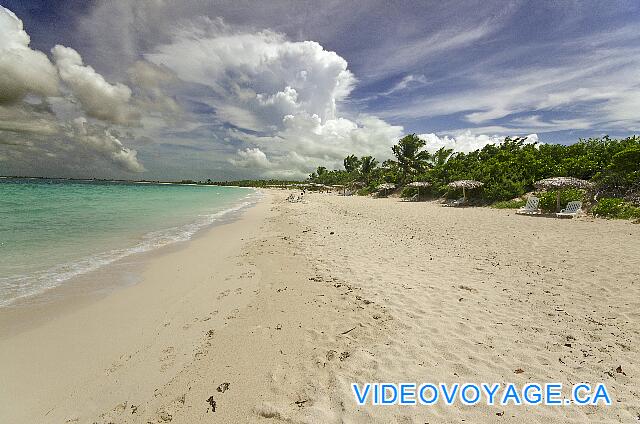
[1,191,638,423]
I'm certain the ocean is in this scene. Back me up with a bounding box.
[0,178,256,307]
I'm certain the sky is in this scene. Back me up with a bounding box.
[1,0,639,180]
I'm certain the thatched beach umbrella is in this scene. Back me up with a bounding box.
[447,180,484,201]
[377,183,396,190]
[377,183,396,196]
[407,181,431,199]
[534,177,594,211]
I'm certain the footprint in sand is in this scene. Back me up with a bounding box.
[239,271,255,279]
[339,351,350,361]
[156,408,173,422]
[156,393,187,422]
[194,341,211,359]
[160,347,176,372]
[226,308,240,320]
[113,402,128,413]
[217,382,230,393]
[217,289,231,300]
[105,353,132,375]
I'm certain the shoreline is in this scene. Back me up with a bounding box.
[0,191,273,423]
[0,188,259,323]
[1,190,638,423]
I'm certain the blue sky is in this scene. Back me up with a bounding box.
[1,1,639,179]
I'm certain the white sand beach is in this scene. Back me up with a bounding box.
[1,191,638,423]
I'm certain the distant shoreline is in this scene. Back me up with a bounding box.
[0,175,216,185]
[0,175,303,188]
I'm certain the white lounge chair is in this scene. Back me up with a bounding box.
[516,196,541,215]
[402,194,419,202]
[556,201,582,218]
[443,197,466,207]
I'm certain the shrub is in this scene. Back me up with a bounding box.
[482,179,526,202]
[537,189,586,212]
[491,199,526,209]
[308,135,640,205]
[591,198,640,219]
[400,186,418,198]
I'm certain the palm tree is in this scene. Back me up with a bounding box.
[311,166,328,184]
[381,159,400,183]
[343,154,361,173]
[429,147,453,167]
[391,134,431,183]
[359,156,379,183]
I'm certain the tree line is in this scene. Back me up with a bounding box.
[308,134,640,218]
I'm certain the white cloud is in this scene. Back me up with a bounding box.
[0,6,146,176]
[224,113,404,179]
[509,115,591,131]
[126,60,182,121]
[0,6,59,103]
[52,45,139,125]
[385,74,428,95]
[359,21,503,80]
[148,20,404,178]
[0,104,145,175]
[67,118,144,172]
[378,25,640,133]
[147,23,356,130]
[276,113,403,169]
[0,103,60,136]
[229,147,272,169]
[419,131,539,153]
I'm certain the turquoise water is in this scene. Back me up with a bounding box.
[0,178,256,307]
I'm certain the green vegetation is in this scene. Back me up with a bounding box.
[538,189,586,212]
[391,134,431,184]
[400,186,419,198]
[491,199,526,209]
[591,198,640,220]
[356,187,373,196]
[210,179,303,188]
[305,134,640,218]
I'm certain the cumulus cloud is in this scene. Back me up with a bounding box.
[52,45,139,125]
[229,147,272,169]
[224,113,403,179]
[146,20,356,129]
[0,6,59,103]
[0,101,145,174]
[68,118,144,172]
[419,131,539,153]
[147,20,404,178]
[274,113,403,177]
[0,6,146,176]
